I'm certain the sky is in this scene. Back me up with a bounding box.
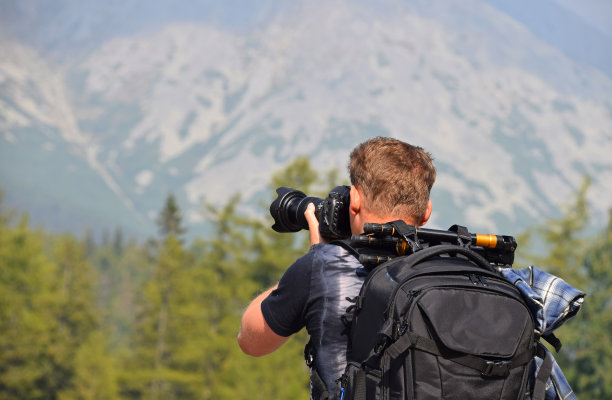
[553,0,612,37]
[0,0,607,76]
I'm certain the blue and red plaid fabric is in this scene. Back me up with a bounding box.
[501,265,585,400]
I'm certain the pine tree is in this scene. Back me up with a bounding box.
[0,213,59,399]
[270,156,319,191]
[0,202,112,399]
[59,331,119,400]
[156,193,186,240]
[122,196,199,399]
[113,227,124,257]
[516,177,590,286]
[516,177,612,399]
[554,208,612,399]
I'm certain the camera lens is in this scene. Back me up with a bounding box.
[270,187,323,233]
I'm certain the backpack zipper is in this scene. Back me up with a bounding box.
[468,273,489,286]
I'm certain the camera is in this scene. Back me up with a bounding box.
[270,185,352,240]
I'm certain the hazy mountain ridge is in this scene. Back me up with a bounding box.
[1,0,611,238]
[0,36,152,236]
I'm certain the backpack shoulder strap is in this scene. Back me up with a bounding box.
[532,343,554,400]
[304,339,331,400]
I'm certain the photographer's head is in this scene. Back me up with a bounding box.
[348,137,436,234]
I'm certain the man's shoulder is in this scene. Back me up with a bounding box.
[283,242,360,277]
[311,241,359,257]
[301,242,357,265]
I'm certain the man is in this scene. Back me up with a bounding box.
[237,137,436,399]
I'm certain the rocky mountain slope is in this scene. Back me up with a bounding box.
[1,0,611,239]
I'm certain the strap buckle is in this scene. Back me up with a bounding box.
[481,360,511,378]
[304,340,315,367]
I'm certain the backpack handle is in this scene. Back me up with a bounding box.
[404,244,498,273]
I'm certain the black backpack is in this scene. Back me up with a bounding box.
[336,222,553,400]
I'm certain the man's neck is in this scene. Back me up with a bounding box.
[353,212,417,235]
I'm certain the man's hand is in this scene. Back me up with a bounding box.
[305,203,324,245]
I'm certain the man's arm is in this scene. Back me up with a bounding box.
[237,285,289,356]
[237,203,320,357]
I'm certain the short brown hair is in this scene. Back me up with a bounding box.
[348,137,436,222]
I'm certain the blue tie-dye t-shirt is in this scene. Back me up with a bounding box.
[262,243,365,399]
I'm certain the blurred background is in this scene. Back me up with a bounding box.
[1,0,612,239]
[0,0,611,399]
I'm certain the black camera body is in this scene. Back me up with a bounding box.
[270,185,352,240]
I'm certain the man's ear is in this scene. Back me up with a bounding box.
[419,199,432,226]
[349,185,361,216]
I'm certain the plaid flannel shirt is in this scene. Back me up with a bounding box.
[501,265,585,400]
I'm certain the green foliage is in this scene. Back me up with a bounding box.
[516,176,612,399]
[0,204,115,399]
[516,177,591,286]
[7,160,609,399]
[0,214,58,399]
[555,208,612,399]
[270,156,318,191]
[59,331,119,400]
[114,157,327,399]
[156,193,187,239]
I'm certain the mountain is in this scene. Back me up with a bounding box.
[0,36,151,237]
[1,0,611,240]
[484,0,612,77]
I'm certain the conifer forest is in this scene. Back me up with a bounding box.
[1,159,611,399]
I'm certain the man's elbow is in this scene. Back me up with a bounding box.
[237,332,268,357]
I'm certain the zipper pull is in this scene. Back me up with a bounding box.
[479,275,488,286]
[394,319,409,338]
[469,273,479,285]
